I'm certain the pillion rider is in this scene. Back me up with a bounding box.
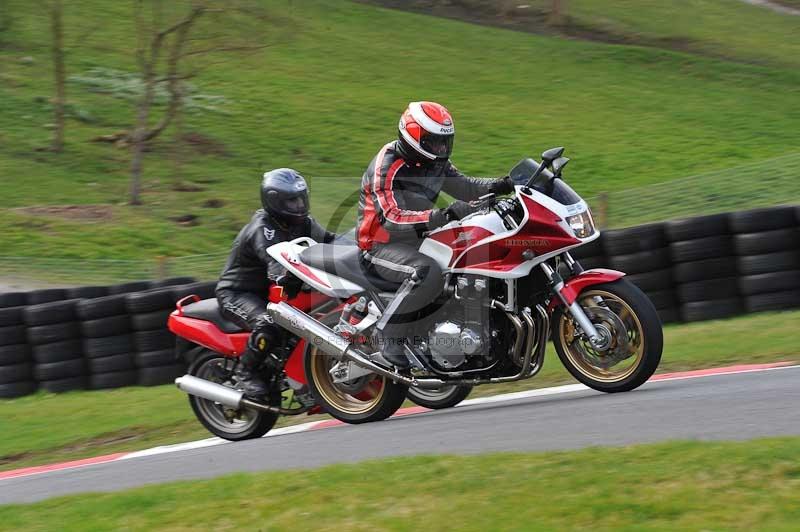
[217,168,336,396]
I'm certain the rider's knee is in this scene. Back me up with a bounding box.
[416,256,442,282]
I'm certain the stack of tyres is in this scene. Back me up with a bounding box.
[150,276,197,289]
[25,299,87,393]
[604,223,678,323]
[568,233,607,271]
[77,294,138,389]
[25,288,67,306]
[108,280,154,296]
[170,281,217,304]
[666,213,741,322]
[732,206,800,313]
[127,288,184,386]
[66,285,109,300]
[0,293,37,398]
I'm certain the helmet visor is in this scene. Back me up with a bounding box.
[420,131,454,159]
[282,194,308,215]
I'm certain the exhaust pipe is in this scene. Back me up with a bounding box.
[175,374,307,415]
[176,374,244,408]
[267,301,421,386]
[265,301,550,390]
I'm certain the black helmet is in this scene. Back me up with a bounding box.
[261,168,310,225]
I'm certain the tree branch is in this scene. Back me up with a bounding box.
[141,5,202,142]
[180,43,267,58]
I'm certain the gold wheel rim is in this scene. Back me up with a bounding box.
[309,346,386,415]
[558,289,644,383]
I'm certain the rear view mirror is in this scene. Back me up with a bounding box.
[552,157,570,176]
[541,147,565,166]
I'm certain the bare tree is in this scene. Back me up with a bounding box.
[50,0,66,152]
[0,1,13,49]
[549,0,567,26]
[128,0,268,205]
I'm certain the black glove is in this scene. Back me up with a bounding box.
[427,200,482,231]
[428,208,449,230]
[493,176,515,194]
[276,274,304,299]
[445,200,481,221]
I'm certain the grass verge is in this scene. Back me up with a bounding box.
[2,0,799,266]
[0,309,797,473]
[1,437,800,529]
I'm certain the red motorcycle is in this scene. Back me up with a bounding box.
[173,147,663,436]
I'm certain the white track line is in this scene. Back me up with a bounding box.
[122,364,800,461]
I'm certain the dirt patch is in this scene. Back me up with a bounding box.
[171,213,200,226]
[13,205,113,222]
[358,0,707,59]
[742,0,800,15]
[202,199,226,208]
[182,132,230,157]
[172,182,206,193]
[0,426,158,469]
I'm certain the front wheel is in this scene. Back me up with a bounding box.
[187,350,279,441]
[407,384,473,410]
[552,278,662,393]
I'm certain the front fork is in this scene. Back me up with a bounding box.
[540,257,609,350]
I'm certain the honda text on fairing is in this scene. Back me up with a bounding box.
[173,147,662,427]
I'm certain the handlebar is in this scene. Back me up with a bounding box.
[472,192,497,208]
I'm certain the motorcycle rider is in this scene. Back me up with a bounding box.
[358,101,519,369]
[217,168,336,395]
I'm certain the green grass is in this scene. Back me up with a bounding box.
[2,437,800,530]
[541,0,800,68]
[1,309,797,473]
[1,0,799,266]
[374,0,800,68]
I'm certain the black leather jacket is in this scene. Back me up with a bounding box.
[217,209,335,295]
[357,141,512,250]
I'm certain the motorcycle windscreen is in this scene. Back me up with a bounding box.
[509,157,554,183]
[547,179,582,206]
[509,158,581,206]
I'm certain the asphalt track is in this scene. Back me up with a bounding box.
[1,365,798,505]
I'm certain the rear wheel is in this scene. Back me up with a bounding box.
[407,384,472,410]
[305,346,408,424]
[552,278,662,393]
[304,314,407,424]
[188,350,278,441]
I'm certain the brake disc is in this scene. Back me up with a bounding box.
[566,306,633,369]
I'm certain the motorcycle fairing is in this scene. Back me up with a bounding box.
[272,185,601,294]
[421,185,599,279]
[547,268,626,311]
[268,239,366,298]
[169,315,250,356]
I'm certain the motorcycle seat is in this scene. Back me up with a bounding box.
[299,244,402,292]
[181,298,245,334]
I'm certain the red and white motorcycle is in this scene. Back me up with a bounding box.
[258,147,663,423]
[173,147,663,431]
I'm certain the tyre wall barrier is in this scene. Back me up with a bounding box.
[573,204,800,323]
[0,278,216,399]
[1,205,799,399]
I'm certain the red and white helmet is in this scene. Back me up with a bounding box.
[398,101,455,160]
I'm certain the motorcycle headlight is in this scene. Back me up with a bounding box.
[566,210,595,239]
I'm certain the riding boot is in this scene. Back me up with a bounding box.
[374,324,411,369]
[235,332,271,397]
